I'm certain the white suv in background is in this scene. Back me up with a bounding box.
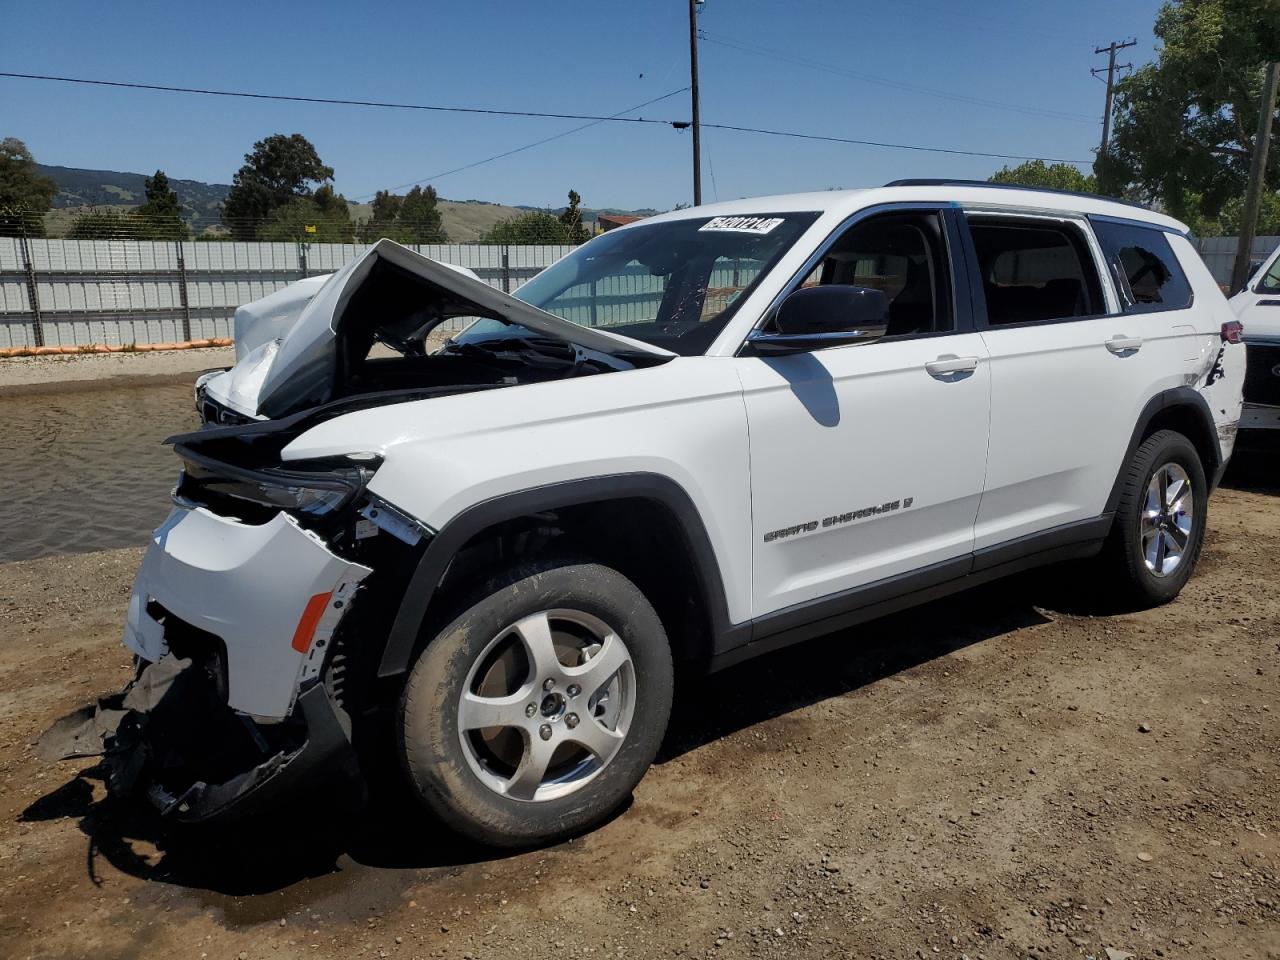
[46,181,1244,848]
[1230,243,1280,431]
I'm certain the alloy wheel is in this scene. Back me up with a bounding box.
[457,609,635,802]
[1140,462,1194,578]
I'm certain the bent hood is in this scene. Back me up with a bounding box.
[251,239,672,418]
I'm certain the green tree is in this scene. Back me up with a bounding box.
[68,208,144,239]
[136,169,188,240]
[361,189,409,242]
[398,185,447,242]
[482,210,571,244]
[360,184,448,243]
[989,159,1098,193]
[0,137,57,237]
[222,133,335,240]
[1105,0,1280,220]
[259,188,354,242]
[558,189,591,243]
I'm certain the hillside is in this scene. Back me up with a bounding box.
[37,164,655,241]
[37,164,229,234]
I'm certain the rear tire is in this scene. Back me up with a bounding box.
[1097,429,1207,606]
[398,558,673,848]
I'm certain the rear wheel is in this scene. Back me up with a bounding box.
[1098,429,1207,606]
[399,559,672,847]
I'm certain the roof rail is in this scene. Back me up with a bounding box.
[883,178,1152,211]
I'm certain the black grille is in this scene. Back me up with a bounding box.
[1245,344,1280,406]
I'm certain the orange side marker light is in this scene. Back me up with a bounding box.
[291,591,334,653]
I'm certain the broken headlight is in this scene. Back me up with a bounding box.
[177,454,377,520]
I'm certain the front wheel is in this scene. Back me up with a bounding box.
[1098,429,1207,606]
[398,559,673,848]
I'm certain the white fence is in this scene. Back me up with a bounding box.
[2,234,1278,352]
[1193,235,1278,287]
[0,239,576,350]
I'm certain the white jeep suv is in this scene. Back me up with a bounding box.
[1230,242,1280,431]
[49,181,1244,846]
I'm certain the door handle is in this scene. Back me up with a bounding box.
[1105,335,1143,354]
[925,354,979,379]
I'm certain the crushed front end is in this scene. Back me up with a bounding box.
[39,422,430,822]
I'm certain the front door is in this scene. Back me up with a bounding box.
[738,208,991,618]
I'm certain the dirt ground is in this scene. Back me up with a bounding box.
[1,455,1277,960]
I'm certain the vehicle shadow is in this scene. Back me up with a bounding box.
[1220,442,1280,495]
[660,576,1053,760]
[19,572,1074,900]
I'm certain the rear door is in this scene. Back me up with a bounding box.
[961,211,1182,551]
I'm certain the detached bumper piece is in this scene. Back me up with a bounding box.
[38,654,358,823]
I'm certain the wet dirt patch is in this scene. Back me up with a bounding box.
[0,380,196,561]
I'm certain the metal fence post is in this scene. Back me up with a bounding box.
[175,240,192,342]
[298,241,308,279]
[501,247,511,292]
[18,223,43,348]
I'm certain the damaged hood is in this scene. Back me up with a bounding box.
[237,239,670,418]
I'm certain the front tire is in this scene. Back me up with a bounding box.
[1098,429,1207,606]
[398,559,673,848]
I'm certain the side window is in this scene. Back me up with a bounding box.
[1091,219,1193,312]
[791,212,952,337]
[1258,253,1280,294]
[967,217,1104,325]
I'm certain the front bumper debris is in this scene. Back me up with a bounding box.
[125,506,371,720]
[37,655,359,822]
[36,502,376,821]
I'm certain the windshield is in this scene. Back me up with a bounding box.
[453,212,819,356]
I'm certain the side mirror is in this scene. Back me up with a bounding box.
[748,285,890,355]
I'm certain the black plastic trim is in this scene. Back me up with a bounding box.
[377,473,739,678]
[710,515,1110,671]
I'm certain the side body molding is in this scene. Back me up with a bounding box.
[377,473,743,678]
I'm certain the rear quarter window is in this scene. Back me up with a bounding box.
[1090,219,1192,312]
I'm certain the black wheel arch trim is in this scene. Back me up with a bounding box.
[376,472,740,678]
[1103,387,1223,517]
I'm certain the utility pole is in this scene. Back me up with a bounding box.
[1092,39,1136,156]
[689,0,703,206]
[1232,60,1280,293]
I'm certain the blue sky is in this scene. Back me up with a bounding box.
[2,0,1167,210]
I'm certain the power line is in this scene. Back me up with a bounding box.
[699,31,1098,124]
[701,121,1093,165]
[4,69,1091,173]
[357,88,690,199]
[0,71,686,126]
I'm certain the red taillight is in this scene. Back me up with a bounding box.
[1221,320,1244,344]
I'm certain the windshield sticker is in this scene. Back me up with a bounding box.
[699,216,785,235]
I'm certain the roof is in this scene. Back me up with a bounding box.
[634,184,1187,234]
